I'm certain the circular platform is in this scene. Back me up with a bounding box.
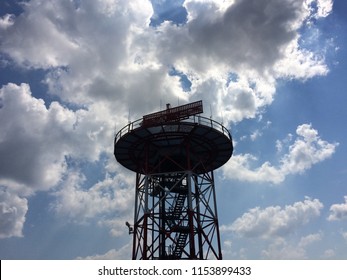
[114,116,233,174]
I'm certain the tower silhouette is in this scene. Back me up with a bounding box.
[114,100,233,259]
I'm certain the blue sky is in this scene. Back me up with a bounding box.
[0,0,346,259]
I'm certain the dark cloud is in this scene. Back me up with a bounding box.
[180,0,304,73]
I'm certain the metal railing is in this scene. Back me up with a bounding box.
[115,115,232,143]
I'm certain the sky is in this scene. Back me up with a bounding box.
[0,0,346,260]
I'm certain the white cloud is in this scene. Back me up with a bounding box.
[323,249,335,258]
[0,14,15,30]
[0,0,334,125]
[0,0,168,117]
[276,133,293,153]
[222,124,338,184]
[0,83,117,194]
[0,2,80,68]
[51,168,134,236]
[170,0,333,123]
[327,196,347,221]
[298,232,323,247]
[52,171,133,219]
[280,124,338,174]
[0,0,153,69]
[221,197,323,239]
[274,39,329,80]
[153,0,329,123]
[222,154,283,183]
[0,83,69,193]
[223,230,324,259]
[262,238,307,259]
[261,233,322,259]
[307,0,333,18]
[0,82,126,238]
[0,189,28,238]
[250,129,262,141]
[77,242,132,259]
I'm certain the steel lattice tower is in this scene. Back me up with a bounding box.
[114,101,233,259]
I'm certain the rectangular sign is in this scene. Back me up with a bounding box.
[143,100,203,126]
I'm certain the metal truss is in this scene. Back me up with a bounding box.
[131,170,222,260]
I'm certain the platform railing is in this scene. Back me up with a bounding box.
[115,115,232,143]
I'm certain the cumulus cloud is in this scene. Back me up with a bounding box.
[78,242,131,260]
[0,0,177,117]
[222,124,338,184]
[323,249,335,258]
[0,83,115,194]
[161,0,332,123]
[51,168,134,236]
[0,0,153,69]
[221,197,323,239]
[327,196,347,221]
[310,0,334,18]
[0,188,28,238]
[0,82,127,237]
[0,0,334,124]
[261,233,322,259]
[223,231,324,259]
[52,171,133,221]
[280,123,338,174]
[298,232,323,247]
[0,83,69,193]
[0,0,336,240]
[221,198,325,259]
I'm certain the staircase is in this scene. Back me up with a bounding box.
[172,193,186,219]
[169,190,190,258]
[158,175,192,259]
[173,230,189,258]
